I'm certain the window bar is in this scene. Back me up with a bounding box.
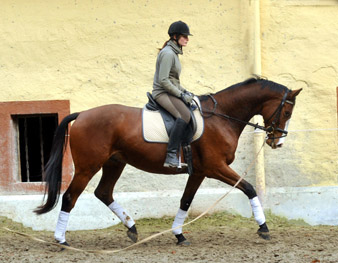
[24,118,30,182]
[39,116,45,181]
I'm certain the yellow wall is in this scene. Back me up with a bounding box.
[0,0,250,109]
[1,0,337,189]
[261,0,338,187]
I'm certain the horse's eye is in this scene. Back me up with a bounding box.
[284,111,291,117]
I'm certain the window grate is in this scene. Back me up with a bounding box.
[12,114,58,182]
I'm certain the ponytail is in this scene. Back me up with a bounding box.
[157,35,181,53]
[158,39,170,52]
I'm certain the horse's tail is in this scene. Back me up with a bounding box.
[34,112,80,215]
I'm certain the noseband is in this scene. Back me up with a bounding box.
[199,89,293,137]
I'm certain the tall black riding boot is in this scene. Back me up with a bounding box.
[164,118,188,168]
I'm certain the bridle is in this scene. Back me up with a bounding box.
[198,89,294,139]
[263,89,294,140]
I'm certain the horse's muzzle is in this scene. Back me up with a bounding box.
[266,138,284,149]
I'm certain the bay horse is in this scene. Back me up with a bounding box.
[35,77,302,246]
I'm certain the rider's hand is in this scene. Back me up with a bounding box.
[181,91,194,105]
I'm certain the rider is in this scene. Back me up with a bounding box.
[152,21,194,168]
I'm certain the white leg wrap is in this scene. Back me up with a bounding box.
[172,208,188,235]
[108,201,135,228]
[54,211,70,243]
[250,197,266,226]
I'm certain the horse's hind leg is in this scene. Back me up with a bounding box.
[54,167,100,245]
[173,173,205,245]
[94,158,138,243]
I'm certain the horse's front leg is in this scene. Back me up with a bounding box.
[208,164,270,240]
[245,181,270,240]
[173,174,205,245]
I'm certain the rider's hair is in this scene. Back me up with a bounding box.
[158,35,181,52]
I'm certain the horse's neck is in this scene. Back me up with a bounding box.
[215,84,266,133]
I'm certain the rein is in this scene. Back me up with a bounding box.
[197,89,293,137]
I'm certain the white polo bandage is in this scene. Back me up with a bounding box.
[54,211,70,243]
[109,201,135,228]
[250,197,266,226]
[172,208,188,235]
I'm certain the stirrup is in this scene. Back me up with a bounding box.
[164,161,188,169]
[164,152,187,168]
[177,154,187,168]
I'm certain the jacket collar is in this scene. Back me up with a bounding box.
[167,40,183,55]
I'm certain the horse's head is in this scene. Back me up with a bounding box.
[262,88,302,149]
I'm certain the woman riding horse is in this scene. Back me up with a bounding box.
[34,77,302,246]
[152,21,195,168]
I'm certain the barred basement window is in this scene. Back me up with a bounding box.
[0,100,72,194]
[12,114,58,182]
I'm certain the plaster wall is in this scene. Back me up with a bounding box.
[0,0,257,194]
[0,0,337,228]
[261,0,338,187]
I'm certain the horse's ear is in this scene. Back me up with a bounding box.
[291,88,302,98]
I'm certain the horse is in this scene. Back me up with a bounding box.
[35,77,302,246]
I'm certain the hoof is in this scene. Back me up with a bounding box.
[175,233,190,246]
[59,241,70,251]
[257,222,271,240]
[127,225,138,243]
[257,231,271,240]
[177,239,191,246]
[127,231,138,243]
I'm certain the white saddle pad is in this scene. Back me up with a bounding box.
[142,97,204,143]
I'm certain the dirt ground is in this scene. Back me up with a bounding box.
[0,212,337,263]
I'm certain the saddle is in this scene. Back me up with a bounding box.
[143,92,204,176]
[145,92,198,142]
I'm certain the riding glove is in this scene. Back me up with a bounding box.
[181,91,194,105]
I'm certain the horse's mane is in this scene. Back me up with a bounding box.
[198,76,288,101]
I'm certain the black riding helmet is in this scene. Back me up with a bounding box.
[168,21,193,37]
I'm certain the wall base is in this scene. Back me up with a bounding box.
[0,186,337,231]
